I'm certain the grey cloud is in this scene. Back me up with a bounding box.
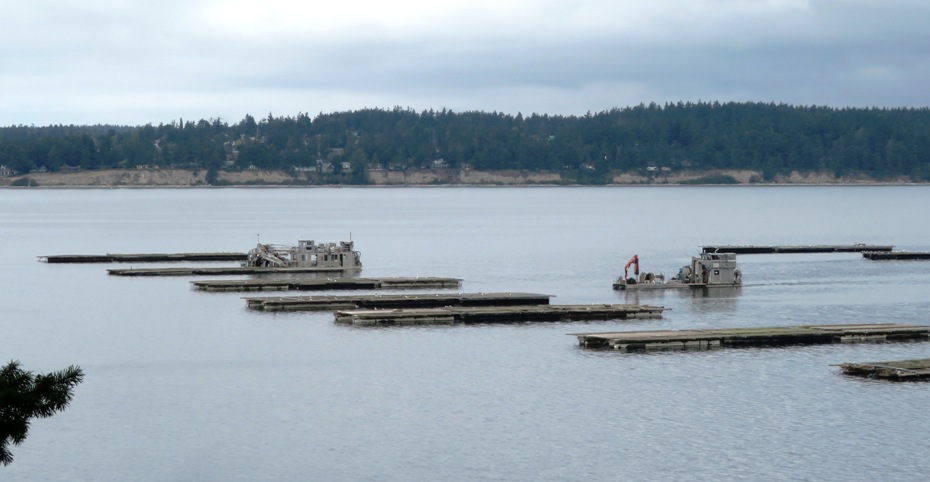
[2,0,928,125]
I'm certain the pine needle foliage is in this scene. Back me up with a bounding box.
[0,360,84,466]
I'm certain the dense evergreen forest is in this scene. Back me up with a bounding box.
[2,102,930,183]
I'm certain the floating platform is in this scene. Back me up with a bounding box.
[193,277,462,292]
[572,323,929,352]
[335,304,665,326]
[702,244,893,254]
[246,292,552,312]
[108,266,350,277]
[836,358,930,380]
[862,251,930,260]
[40,252,247,263]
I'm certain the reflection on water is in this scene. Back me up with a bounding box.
[619,285,741,313]
[249,270,364,280]
[688,286,742,299]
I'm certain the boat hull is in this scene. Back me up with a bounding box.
[613,282,740,291]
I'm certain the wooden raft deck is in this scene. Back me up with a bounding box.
[836,358,930,380]
[702,244,893,254]
[40,252,247,263]
[335,304,664,326]
[246,292,552,311]
[572,323,929,352]
[862,251,930,260]
[109,266,351,277]
[193,277,462,292]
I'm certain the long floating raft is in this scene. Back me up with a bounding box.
[246,292,552,312]
[572,323,929,352]
[702,244,893,254]
[335,304,664,326]
[109,266,350,277]
[193,277,462,292]
[862,251,930,260]
[40,252,247,263]
[836,358,930,380]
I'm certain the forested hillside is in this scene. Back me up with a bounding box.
[2,102,929,183]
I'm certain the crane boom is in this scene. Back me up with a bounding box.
[624,254,639,279]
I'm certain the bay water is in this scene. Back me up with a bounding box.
[2,186,929,481]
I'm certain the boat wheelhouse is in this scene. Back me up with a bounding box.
[245,240,362,269]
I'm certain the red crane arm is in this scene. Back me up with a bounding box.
[624,255,639,279]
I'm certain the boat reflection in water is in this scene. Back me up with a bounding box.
[620,284,742,315]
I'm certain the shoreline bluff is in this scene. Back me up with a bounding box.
[0,168,920,188]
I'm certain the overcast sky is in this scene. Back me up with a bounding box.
[2,0,928,126]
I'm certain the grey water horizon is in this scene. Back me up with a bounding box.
[2,185,929,481]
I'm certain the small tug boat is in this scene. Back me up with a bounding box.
[613,252,741,290]
[244,240,362,269]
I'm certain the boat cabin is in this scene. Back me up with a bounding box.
[678,252,741,286]
[245,240,362,269]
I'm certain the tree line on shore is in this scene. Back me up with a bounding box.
[2,102,930,183]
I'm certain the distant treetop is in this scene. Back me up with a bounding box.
[2,102,929,183]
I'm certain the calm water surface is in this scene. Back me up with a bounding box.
[2,186,929,481]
